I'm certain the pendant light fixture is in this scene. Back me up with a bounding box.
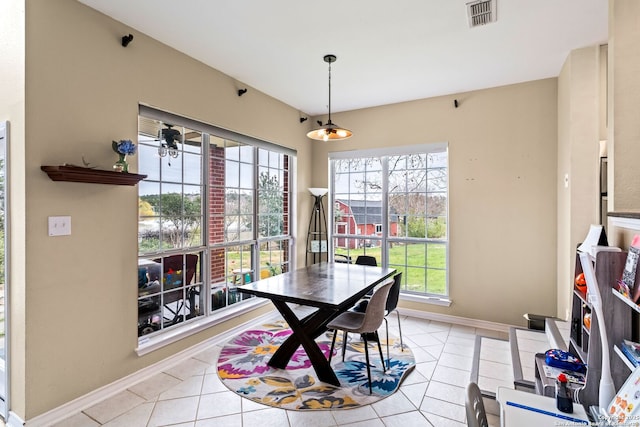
[307,54,353,141]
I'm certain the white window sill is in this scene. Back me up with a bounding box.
[400,293,452,307]
[136,298,269,356]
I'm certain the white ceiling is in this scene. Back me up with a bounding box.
[77,0,608,116]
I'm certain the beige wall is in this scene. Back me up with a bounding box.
[609,0,640,211]
[556,46,603,321]
[605,0,640,247]
[18,0,316,419]
[312,80,559,325]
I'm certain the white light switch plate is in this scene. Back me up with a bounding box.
[48,216,71,236]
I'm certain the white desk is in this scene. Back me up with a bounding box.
[497,387,591,427]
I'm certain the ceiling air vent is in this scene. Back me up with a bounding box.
[466,0,496,28]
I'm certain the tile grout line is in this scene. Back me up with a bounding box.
[60,316,514,427]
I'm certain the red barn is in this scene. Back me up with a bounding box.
[334,199,398,249]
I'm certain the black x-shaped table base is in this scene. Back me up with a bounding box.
[268,300,342,386]
[236,263,396,388]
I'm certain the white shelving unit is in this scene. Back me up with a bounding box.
[568,251,632,408]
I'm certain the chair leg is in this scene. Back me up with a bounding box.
[362,334,372,394]
[329,329,337,363]
[374,331,386,372]
[341,331,348,361]
[396,310,404,351]
[384,317,390,368]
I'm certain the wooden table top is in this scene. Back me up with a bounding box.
[237,262,396,309]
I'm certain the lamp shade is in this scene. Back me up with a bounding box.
[307,122,352,141]
[308,188,328,197]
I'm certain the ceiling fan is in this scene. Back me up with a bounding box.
[160,124,181,150]
[158,124,181,159]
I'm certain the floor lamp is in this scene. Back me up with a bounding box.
[306,188,328,265]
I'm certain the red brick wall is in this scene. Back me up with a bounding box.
[209,146,226,283]
[282,155,289,269]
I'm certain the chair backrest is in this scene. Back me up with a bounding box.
[360,280,394,333]
[386,272,402,312]
[465,382,489,427]
[355,255,377,266]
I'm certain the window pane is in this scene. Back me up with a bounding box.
[225,161,239,187]
[138,252,203,337]
[239,163,254,189]
[258,149,269,166]
[183,152,202,185]
[139,181,161,253]
[240,190,254,215]
[259,239,287,277]
[226,145,240,161]
[334,173,351,193]
[210,245,255,312]
[138,142,161,181]
[225,190,240,216]
[239,145,254,163]
[331,146,448,297]
[161,155,184,183]
[427,268,446,294]
[239,214,253,237]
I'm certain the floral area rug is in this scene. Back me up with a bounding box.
[217,320,415,410]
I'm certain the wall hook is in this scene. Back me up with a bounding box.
[300,117,308,123]
[454,99,459,108]
[238,88,248,96]
[121,34,134,47]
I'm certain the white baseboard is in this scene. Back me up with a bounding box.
[7,411,25,427]
[25,310,276,427]
[398,307,514,333]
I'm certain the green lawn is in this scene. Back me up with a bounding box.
[336,243,447,295]
[195,243,447,295]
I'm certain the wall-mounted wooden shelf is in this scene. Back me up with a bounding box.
[41,165,146,186]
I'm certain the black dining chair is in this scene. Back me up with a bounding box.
[383,272,404,364]
[355,255,377,266]
[327,279,394,394]
[350,255,378,312]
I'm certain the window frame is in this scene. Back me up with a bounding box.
[329,143,450,303]
[136,106,296,353]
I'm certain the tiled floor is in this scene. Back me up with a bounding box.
[52,313,510,427]
[514,328,557,384]
[476,336,514,394]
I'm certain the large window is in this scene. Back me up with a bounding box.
[137,108,293,343]
[331,144,448,298]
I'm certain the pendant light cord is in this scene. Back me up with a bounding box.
[327,59,332,125]
[306,54,352,140]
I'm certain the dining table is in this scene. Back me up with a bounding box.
[237,262,396,387]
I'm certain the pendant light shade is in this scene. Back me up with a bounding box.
[307,54,353,141]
